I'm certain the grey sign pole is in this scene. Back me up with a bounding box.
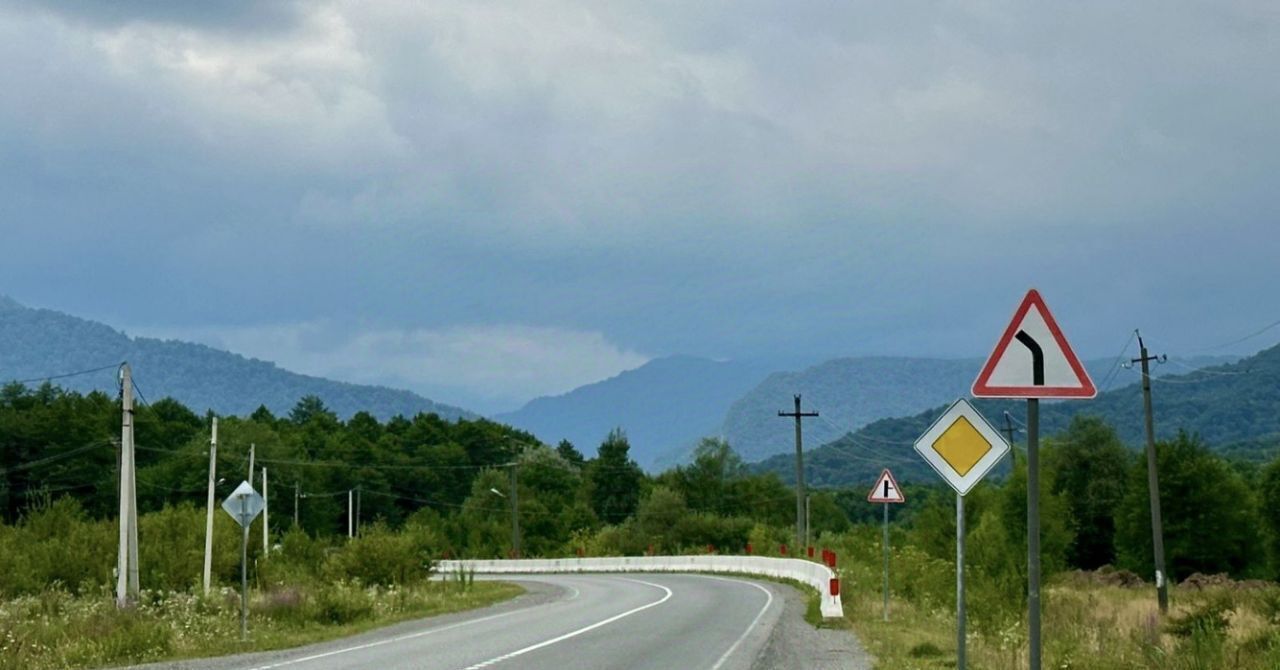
[240,494,249,642]
[1027,398,1041,670]
[882,502,890,622]
[956,493,966,670]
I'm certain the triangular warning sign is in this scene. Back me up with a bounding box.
[867,468,905,503]
[972,289,1096,399]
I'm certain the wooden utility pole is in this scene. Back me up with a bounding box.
[509,464,521,558]
[203,417,218,594]
[115,363,139,607]
[778,395,819,553]
[1133,330,1170,613]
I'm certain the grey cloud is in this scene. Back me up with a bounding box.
[1,1,1278,409]
[8,0,304,33]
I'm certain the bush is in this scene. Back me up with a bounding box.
[322,523,435,587]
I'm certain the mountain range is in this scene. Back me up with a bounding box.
[756,342,1280,487]
[0,296,472,421]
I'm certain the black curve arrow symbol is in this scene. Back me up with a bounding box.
[1014,330,1045,386]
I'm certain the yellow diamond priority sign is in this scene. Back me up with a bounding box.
[914,398,1010,496]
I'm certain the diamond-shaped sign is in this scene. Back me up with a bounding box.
[221,481,264,528]
[913,398,1009,496]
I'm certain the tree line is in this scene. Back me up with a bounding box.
[3,381,1280,594]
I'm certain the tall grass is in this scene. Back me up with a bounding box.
[822,527,1280,670]
[0,500,521,670]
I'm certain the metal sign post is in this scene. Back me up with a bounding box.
[239,493,249,641]
[972,289,1095,670]
[914,399,1009,670]
[221,481,264,643]
[957,493,966,670]
[882,502,890,621]
[867,469,905,623]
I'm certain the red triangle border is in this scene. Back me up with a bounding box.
[971,289,1097,399]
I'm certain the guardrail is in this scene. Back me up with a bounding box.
[438,555,844,618]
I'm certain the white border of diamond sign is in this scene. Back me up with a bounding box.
[913,398,1011,496]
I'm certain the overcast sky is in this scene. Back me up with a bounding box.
[2,1,1278,413]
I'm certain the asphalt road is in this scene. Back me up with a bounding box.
[134,573,836,670]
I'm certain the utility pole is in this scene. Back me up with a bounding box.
[1001,412,1019,452]
[115,363,139,608]
[347,489,353,539]
[247,443,255,485]
[778,395,819,553]
[203,417,218,594]
[509,464,521,558]
[805,494,811,552]
[262,467,269,555]
[1133,330,1170,613]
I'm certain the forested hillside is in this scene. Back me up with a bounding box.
[496,354,816,470]
[0,296,472,421]
[757,342,1280,487]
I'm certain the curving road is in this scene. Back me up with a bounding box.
[130,573,864,670]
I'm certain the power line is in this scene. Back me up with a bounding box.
[0,440,112,476]
[6,363,121,386]
[1098,330,1138,393]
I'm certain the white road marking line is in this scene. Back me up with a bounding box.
[458,577,674,670]
[701,576,776,670]
[245,579,585,670]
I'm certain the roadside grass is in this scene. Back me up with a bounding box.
[0,580,523,670]
[839,570,1280,670]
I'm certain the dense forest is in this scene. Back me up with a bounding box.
[4,379,1280,592]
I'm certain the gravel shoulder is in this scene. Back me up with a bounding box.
[751,580,873,670]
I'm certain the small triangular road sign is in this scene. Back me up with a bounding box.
[972,289,1096,399]
[867,468,905,503]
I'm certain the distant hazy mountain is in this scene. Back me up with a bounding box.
[724,354,1236,464]
[755,347,1265,488]
[495,355,818,470]
[0,296,474,421]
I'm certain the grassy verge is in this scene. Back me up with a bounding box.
[0,580,523,670]
[840,572,1280,670]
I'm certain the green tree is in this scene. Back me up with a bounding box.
[587,429,644,524]
[1115,431,1261,580]
[1046,415,1132,569]
[1262,456,1280,579]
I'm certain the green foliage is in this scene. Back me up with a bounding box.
[321,523,437,587]
[1260,457,1280,579]
[1115,432,1263,580]
[1047,415,1133,569]
[587,429,643,524]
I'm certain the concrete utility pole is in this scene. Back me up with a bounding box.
[778,395,818,552]
[115,363,139,608]
[262,467,269,555]
[805,495,812,551]
[203,417,218,594]
[1001,411,1019,463]
[509,464,521,558]
[1133,330,1170,613]
[347,489,353,538]
[247,443,255,485]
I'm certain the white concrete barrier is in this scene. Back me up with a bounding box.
[438,555,844,618]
